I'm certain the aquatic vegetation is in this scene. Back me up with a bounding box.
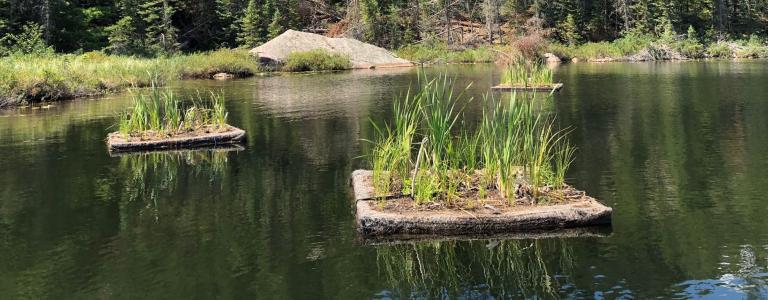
[117,83,230,138]
[367,75,575,206]
[281,49,352,72]
[500,63,555,87]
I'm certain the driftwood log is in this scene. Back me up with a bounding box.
[107,126,246,152]
[351,170,612,237]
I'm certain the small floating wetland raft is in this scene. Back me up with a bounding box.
[107,85,245,152]
[491,62,563,93]
[354,76,610,237]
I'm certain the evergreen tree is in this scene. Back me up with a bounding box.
[141,0,180,56]
[268,8,285,39]
[238,0,265,47]
[106,16,142,55]
[215,0,241,48]
[284,0,301,30]
[0,0,9,36]
[107,0,146,55]
[559,14,580,45]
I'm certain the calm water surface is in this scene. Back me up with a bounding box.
[1,62,768,299]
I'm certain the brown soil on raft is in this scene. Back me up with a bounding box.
[109,124,235,143]
[366,171,591,214]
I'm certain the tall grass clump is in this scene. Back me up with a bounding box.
[500,62,554,87]
[395,43,503,64]
[117,83,230,138]
[169,48,262,79]
[281,49,352,72]
[367,75,576,206]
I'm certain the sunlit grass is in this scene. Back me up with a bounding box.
[367,75,575,205]
[117,83,229,138]
[500,63,554,87]
[0,49,260,107]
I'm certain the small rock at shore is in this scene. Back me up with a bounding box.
[543,52,561,63]
[213,73,235,80]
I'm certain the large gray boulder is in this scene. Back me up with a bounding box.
[250,30,412,69]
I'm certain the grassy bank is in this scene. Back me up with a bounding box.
[0,49,261,107]
[546,32,768,61]
[395,43,502,64]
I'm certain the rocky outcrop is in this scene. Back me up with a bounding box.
[542,52,561,63]
[250,30,413,69]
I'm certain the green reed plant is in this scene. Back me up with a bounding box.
[368,75,575,205]
[500,62,554,87]
[117,84,230,137]
[551,138,576,189]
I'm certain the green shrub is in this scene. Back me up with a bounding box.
[281,49,352,72]
[170,48,261,78]
[734,35,767,58]
[0,23,53,57]
[545,32,651,60]
[395,43,447,63]
[707,41,733,58]
[396,43,501,64]
[676,40,705,58]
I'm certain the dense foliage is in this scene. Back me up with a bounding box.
[0,0,766,56]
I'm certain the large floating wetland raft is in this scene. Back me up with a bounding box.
[107,86,245,152]
[354,76,610,237]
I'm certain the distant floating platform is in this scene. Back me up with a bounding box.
[107,126,246,153]
[491,83,564,93]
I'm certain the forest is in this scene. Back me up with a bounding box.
[1,0,766,56]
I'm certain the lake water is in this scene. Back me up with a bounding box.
[1,62,767,299]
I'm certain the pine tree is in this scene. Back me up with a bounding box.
[238,0,265,47]
[215,0,240,48]
[559,14,580,45]
[141,0,180,56]
[284,0,301,30]
[268,8,285,39]
[0,0,9,36]
[106,0,146,55]
[106,16,141,55]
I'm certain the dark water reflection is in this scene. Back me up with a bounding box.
[0,62,767,298]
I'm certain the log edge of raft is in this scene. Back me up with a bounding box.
[351,169,612,237]
[107,126,246,152]
[491,83,564,92]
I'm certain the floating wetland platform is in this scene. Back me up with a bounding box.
[491,83,564,93]
[351,170,612,237]
[107,126,246,152]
